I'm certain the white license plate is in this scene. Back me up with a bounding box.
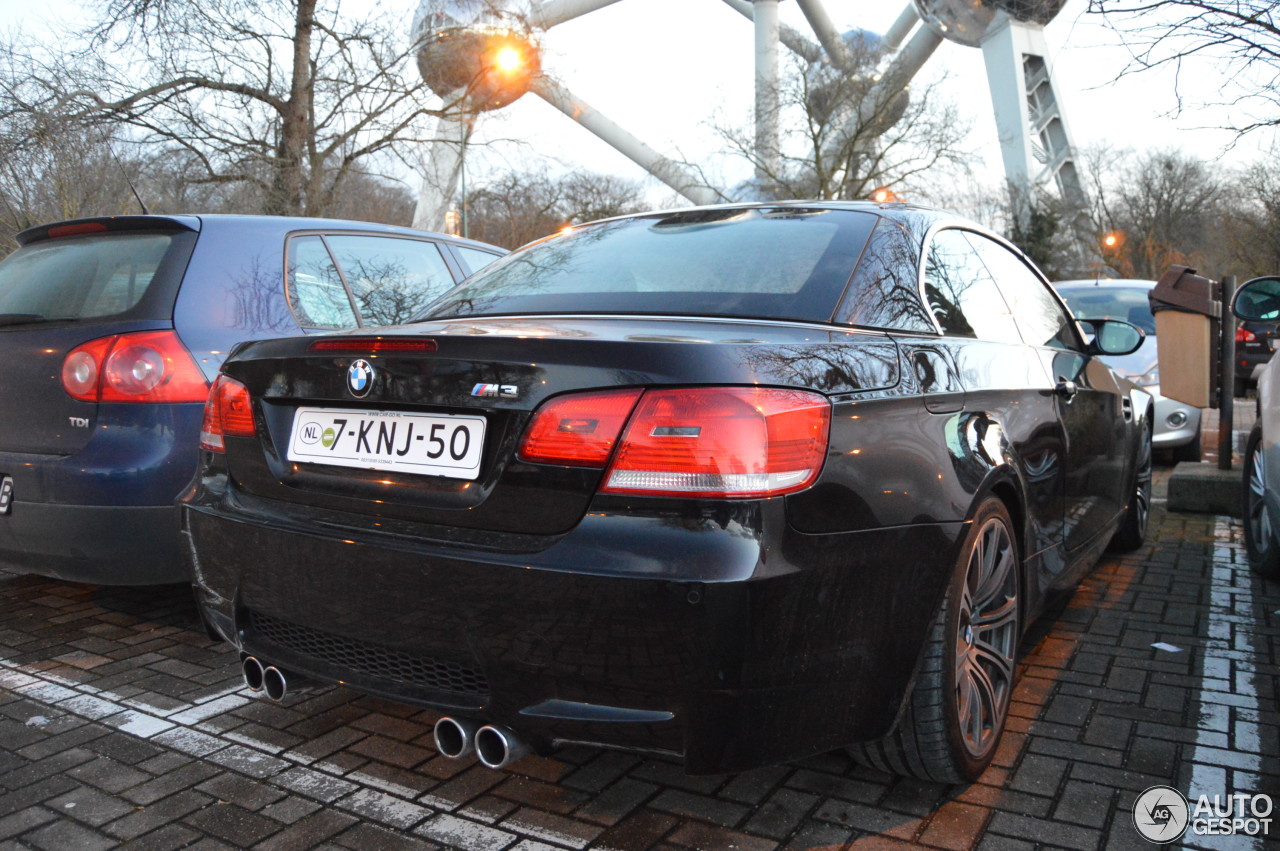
[287,407,485,479]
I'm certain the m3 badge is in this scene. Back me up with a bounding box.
[471,383,518,399]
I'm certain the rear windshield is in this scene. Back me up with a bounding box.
[1057,285,1155,334]
[422,207,877,324]
[0,232,188,323]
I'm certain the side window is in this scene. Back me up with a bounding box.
[966,233,1076,349]
[287,236,358,330]
[455,246,503,276]
[835,218,936,334]
[325,236,455,327]
[923,229,1022,344]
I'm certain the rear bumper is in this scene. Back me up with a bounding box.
[0,502,184,584]
[0,402,202,584]
[184,492,964,774]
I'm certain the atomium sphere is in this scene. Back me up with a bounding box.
[912,0,1068,48]
[413,0,542,112]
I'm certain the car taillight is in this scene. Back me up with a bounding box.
[518,388,644,466]
[1237,328,1257,343]
[199,375,255,452]
[603,387,830,498]
[61,331,209,403]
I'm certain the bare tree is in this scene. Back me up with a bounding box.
[5,0,448,217]
[711,41,975,201]
[1087,1,1280,136]
[464,168,647,249]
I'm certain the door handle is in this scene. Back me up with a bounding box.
[1055,379,1077,399]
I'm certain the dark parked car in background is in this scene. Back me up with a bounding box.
[184,202,1150,781]
[1055,279,1203,462]
[1236,318,1279,398]
[0,215,503,584]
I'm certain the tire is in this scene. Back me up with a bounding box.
[1171,429,1201,464]
[1234,376,1249,399]
[1110,427,1152,552]
[849,499,1020,783]
[1243,427,1280,580]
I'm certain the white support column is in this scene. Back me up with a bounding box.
[980,14,1085,217]
[530,76,722,205]
[881,3,920,53]
[533,0,628,30]
[412,94,470,232]
[720,0,822,63]
[754,0,781,186]
[795,0,852,69]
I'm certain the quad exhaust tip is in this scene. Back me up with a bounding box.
[433,717,479,759]
[475,724,530,769]
[241,656,264,692]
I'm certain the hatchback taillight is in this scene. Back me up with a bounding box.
[199,376,255,452]
[517,386,831,498]
[61,331,209,403]
[1237,328,1257,343]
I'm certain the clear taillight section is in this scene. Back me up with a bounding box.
[61,331,209,403]
[199,375,255,452]
[517,386,830,498]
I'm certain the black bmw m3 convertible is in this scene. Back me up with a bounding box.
[183,202,1152,782]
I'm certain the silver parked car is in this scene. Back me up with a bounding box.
[1232,275,1280,579]
[1056,279,1202,462]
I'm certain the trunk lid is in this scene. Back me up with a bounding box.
[221,315,901,536]
[0,218,198,455]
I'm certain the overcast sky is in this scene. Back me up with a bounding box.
[5,0,1274,204]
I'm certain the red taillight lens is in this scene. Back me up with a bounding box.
[199,375,255,452]
[602,387,830,498]
[518,388,644,466]
[61,331,209,403]
[1237,328,1257,343]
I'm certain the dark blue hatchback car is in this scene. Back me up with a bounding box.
[0,214,503,584]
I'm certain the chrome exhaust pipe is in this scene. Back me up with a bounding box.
[433,717,479,759]
[474,725,530,770]
[241,656,264,692]
[261,665,313,701]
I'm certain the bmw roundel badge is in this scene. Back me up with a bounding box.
[347,359,375,398]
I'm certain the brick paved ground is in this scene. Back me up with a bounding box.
[1,471,1277,850]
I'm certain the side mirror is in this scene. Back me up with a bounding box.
[1231,276,1280,322]
[1080,318,1145,356]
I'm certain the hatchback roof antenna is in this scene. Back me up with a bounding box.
[101,132,150,215]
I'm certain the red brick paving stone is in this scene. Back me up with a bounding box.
[591,809,680,850]
[417,764,507,811]
[500,806,605,849]
[575,777,659,827]
[24,817,117,851]
[413,812,518,850]
[666,821,778,851]
[336,821,446,850]
[46,785,138,826]
[333,787,432,830]
[917,801,992,851]
[252,808,359,851]
[0,806,57,841]
[508,754,575,784]
[103,790,215,841]
[351,712,430,741]
[493,774,592,815]
[650,787,752,827]
[348,734,434,769]
[183,801,285,846]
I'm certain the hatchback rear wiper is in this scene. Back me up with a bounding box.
[0,313,47,327]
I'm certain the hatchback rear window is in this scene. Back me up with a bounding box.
[422,208,876,324]
[0,233,185,322]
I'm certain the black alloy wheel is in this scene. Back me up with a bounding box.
[1111,426,1152,552]
[1243,427,1280,579]
[850,498,1020,783]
